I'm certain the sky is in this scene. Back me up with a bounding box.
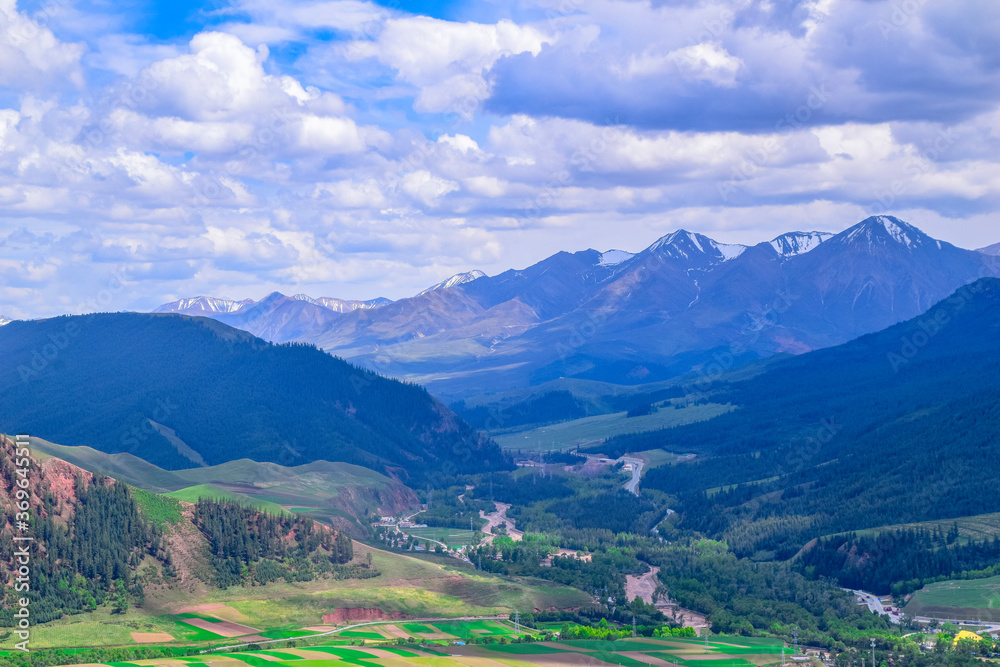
[0,0,998,318]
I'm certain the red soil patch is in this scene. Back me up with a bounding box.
[180,618,260,638]
[176,603,250,622]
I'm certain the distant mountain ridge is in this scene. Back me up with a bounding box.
[153,216,1000,398]
[979,241,1000,256]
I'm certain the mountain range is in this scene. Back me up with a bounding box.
[155,216,1000,399]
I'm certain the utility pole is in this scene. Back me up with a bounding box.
[870,637,876,667]
[793,626,799,655]
[632,615,636,638]
[514,609,520,635]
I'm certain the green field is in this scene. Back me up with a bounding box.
[165,484,291,515]
[493,402,735,451]
[39,633,791,667]
[905,576,1000,621]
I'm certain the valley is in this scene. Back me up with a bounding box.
[4,219,1000,667]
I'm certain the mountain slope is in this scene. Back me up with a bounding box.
[615,277,1000,556]
[0,313,504,479]
[979,241,1000,256]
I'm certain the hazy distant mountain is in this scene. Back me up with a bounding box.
[151,216,1000,398]
[979,241,1000,256]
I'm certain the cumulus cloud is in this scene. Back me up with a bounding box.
[0,0,85,90]
[0,0,997,319]
[345,16,551,114]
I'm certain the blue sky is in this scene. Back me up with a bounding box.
[0,0,998,317]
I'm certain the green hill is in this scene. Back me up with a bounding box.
[28,437,417,523]
[0,313,505,481]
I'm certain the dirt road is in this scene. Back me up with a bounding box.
[479,502,523,544]
[625,565,660,604]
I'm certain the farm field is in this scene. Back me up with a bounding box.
[492,402,734,452]
[905,576,1000,622]
[1,543,590,651]
[38,632,794,667]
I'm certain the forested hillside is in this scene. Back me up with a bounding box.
[0,436,367,628]
[0,313,506,480]
[605,278,1000,559]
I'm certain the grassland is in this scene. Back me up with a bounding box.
[165,484,291,516]
[38,632,794,667]
[493,401,734,452]
[905,576,1000,622]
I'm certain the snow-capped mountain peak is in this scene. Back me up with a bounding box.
[648,230,746,262]
[154,296,254,314]
[0,316,10,326]
[769,231,834,257]
[419,270,487,295]
[842,215,930,250]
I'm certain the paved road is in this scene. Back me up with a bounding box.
[623,458,644,495]
[852,590,899,624]
[202,615,508,653]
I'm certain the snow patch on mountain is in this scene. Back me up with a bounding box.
[714,242,747,260]
[770,231,834,256]
[0,316,10,326]
[313,296,393,313]
[599,249,635,266]
[419,270,487,295]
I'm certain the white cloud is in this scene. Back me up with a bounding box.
[0,0,85,89]
[346,16,551,114]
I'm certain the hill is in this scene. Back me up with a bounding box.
[0,313,505,479]
[605,277,1000,560]
[27,437,417,528]
[0,434,361,629]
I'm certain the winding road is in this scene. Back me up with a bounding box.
[622,457,644,495]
